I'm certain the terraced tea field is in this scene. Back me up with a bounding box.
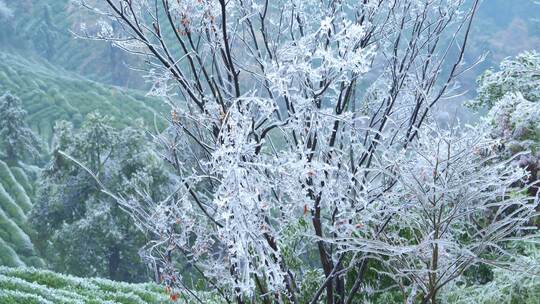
[0,51,166,141]
[0,160,43,268]
[0,267,170,304]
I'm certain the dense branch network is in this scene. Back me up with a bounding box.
[76,1,538,303]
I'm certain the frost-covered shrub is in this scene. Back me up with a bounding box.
[445,51,540,304]
[336,125,538,302]
[0,274,86,304]
[0,92,42,164]
[471,51,540,109]
[441,245,540,304]
[467,51,540,198]
[0,266,177,304]
[486,92,540,155]
[0,289,52,304]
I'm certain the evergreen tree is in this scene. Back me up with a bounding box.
[31,112,170,282]
[34,4,58,60]
[0,92,41,164]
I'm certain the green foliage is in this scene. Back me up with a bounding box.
[9,167,34,199]
[0,183,26,225]
[0,92,42,163]
[0,37,166,280]
[0,208,34,260]
[0,51,166,142]
[0,267,171,304]
[277,216,331,304]
[31,113,170,282]
[0,159,44,269]
[0,161,32,213]
[0,238,25,267]
[296,269,324,304]
[441,246,540,304]
[0,0,144,87]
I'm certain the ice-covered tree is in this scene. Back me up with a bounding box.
[31,112,170,282]
[73,0,534,302]
[0,92,42,164]
[344,125,538,303]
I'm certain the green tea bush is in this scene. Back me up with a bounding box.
[0,209,35,260]
[442,246,540,304]
[0,239,24,267]
[0,267,227,304]
[0,51,166,142]
[0,289,52,304]
[0,161,32,213]
[0,161,43,268]
[0,183,27,224]
[9,167,33,198]
[0,267,171,304]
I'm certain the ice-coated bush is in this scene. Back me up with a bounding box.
[0,266,227,304]
[0,289,53,304]
[0,267,169,304]
[441,245,540,304]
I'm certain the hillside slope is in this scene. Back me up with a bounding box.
[0,49,166,270]
[0,267,170,304]
[0,51,166,141]
[0,0,144,87]
[0,49,167,270]
[0,267,227,304]
[0,160,43,268]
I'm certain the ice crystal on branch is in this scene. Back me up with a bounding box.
[76,0,537,302]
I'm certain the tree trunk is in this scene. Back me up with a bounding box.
[108,246,120,281]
